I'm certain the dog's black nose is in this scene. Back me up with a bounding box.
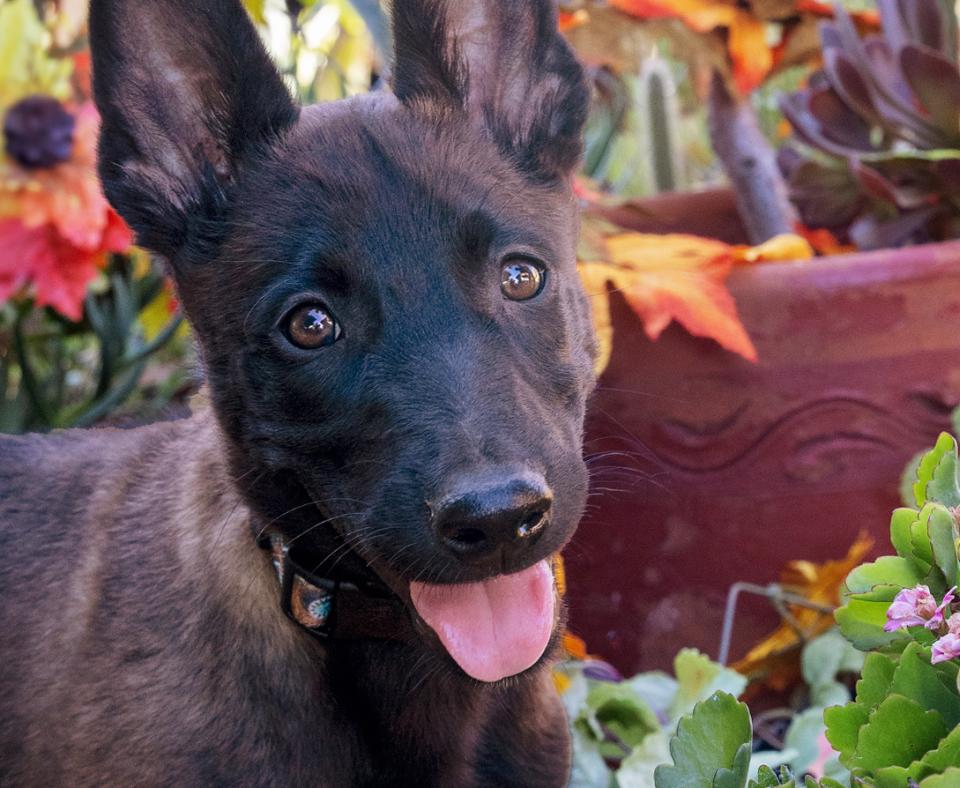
[431,470,552,562]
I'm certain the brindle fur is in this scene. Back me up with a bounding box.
[0,0,594,785]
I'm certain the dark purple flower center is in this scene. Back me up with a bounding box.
[3,95,76,170]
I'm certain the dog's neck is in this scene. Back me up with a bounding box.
[181,401,414,645]
[177,408,514,779]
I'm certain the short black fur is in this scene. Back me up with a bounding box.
[0,0,596,784]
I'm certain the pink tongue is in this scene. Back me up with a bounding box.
[409,560,556,682]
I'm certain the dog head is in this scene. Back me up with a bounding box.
[90,0,594,682]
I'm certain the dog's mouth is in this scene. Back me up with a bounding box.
[407,560,556,682]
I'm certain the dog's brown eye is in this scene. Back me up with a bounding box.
[283,303,342,349]
[500,260,545,301]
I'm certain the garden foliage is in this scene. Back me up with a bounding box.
[651,433,960,787]
[780,0,960,249]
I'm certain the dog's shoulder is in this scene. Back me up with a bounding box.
[0,420,179,511]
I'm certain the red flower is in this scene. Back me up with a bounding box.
[1,100,134,320]
[0,210,131,321]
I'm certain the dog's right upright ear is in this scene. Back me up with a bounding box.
[89,0,298,258]
[390,0,590,181]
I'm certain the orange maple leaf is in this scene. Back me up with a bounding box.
[607,0,878,94]
[579,232,758,369]
[608,0,772,92]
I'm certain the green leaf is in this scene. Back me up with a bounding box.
[855,652,898,709]
[668,649,746,723]
[824,703,870,765]
[824,652,899,765]
[843,555,924,598]
[587,681,660,749]
[926,504,960,588]
[713,743,751,788]
[749,765,783,787]
[902,454,926,507]
[911,506,937,571]
[888,642,960,728]
[919,767,960,787]
[654,692,752,788]
[914,433,960,509]
[835,596,900,650]
[891,507,931,573]
[802,629,863,692]
[852,695,948,772]
[874,765,914,788]
[918,719,960,773]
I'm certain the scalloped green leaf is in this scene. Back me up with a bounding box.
[843,555,924,597]
[654,692,752,788]
[874,766,914,788]
[919,767,960,786]
[855,652,898,709]
[889,642,960,728]
[912,505,937,569]
[914,433,960,508]
[824,703,870,765]
[919,724,960,773]
[927,504,960,588]
[891,507,931,573]
[835,597,899,650]
[852,695,948,772]
[713,742,751,788]
[749,765,783,787]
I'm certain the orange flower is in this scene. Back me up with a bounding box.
[1,102,116,249]
[0,100,133,320]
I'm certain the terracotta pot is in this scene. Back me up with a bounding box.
[565,189,960,675]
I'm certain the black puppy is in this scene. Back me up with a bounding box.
[0,0,595,784]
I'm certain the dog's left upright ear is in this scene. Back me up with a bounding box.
[89,0,298,258]
[391,0,590,180]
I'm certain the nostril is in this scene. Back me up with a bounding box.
[450,527,488,547]
[516,509,548,539]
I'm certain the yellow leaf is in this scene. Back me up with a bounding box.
[577,263,614,376]
[734,233,815,264]
[241,0,268,26]
[579,233,758,363]
[0,0,72,110]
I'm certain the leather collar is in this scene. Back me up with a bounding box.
[258,529,418,643]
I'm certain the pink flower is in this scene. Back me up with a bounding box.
[931,614,960,665]
[884,585,955,633]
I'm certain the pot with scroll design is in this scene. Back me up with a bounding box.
[564,189,960,675]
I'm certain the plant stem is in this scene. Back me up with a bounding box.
[12,308,52,429]
[707,72,798,244]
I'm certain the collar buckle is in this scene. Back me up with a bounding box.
[261,531,338,638]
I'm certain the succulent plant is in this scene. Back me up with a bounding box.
[779,0,960,249]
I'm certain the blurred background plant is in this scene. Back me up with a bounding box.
[779,0,960,249]
[0,0,384,432]
[2,0,909,432]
